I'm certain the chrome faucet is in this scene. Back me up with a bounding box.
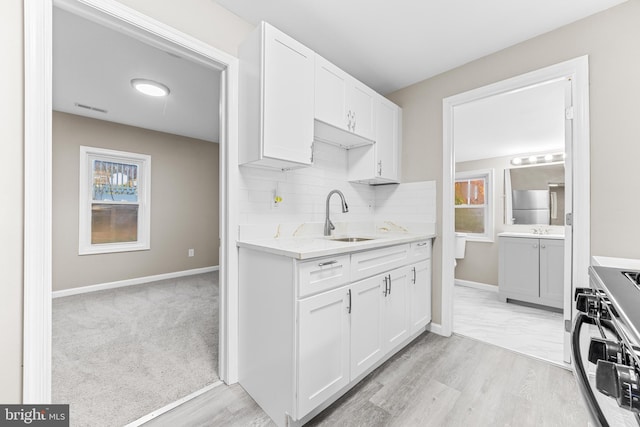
[324,189,349,236]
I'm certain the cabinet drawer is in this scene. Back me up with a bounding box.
[351,244,410,282]
[297,255,351,298]
[410,240,431,261]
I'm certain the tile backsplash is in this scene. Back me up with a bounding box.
[238,141,435,236]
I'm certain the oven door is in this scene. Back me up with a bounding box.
[572,313,640,427]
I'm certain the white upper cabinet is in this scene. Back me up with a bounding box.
[314,56,348,132]
[347,80,376,141]
[237,21,402,179]
[238,22,315,170]
[348,96,401,184]
[314,54,376,148]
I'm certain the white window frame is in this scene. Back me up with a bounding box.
[79,146,151,255]
[454,168,494,242]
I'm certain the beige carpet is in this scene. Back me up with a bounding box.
[52,272,218,427]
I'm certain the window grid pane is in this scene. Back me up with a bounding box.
[468,178,485,205]
[92,160,139,203]
[91,204,139,244]
[454,181,469,205]
[455,207,485,234]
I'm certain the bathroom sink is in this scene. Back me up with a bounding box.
[330,237,374,242]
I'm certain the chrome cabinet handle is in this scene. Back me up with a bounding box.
[347,110,356,132]
[318,260,338,267]
[347,289,351,314]
[416,242,428,247]
[387,274,392,295]
[383,276,388,296]
[377,160,382,176]
[412,267,416,284]
[541,244,546,249]
[533,244,538,249]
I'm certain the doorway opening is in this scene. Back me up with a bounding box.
[452,78,569,365]
[23,0,241,420]
[441,56,590,366]
[50,6,222,424]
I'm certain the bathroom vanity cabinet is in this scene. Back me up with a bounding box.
[498,235,564,309]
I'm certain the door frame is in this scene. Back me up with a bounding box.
[23,0,241,402]
[440,56,590,356]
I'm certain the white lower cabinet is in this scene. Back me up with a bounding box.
[382,267,411,350]
[349,275,384,380]
[239,240,432,427]
[297,287,351,417]
[410,260,432,333]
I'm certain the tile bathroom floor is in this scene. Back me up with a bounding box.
[453,284,565,366]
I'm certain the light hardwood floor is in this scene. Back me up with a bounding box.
[145,332,589,427]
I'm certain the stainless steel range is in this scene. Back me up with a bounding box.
[573,266,640,426]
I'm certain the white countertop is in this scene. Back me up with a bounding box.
[237,232,436,260]
[498,231,565,240]
[592,256,640,270]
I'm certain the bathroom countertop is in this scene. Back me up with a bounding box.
[237,232,436,260]
[497,231,565,240]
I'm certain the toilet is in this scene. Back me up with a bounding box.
[454,233,467,266]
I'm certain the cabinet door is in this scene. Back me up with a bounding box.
[263,24,314,165]
[375,97,400,182]
[499,237,539,300]
[348,80,376,141]
[297,287,350,418]
[350,275,385,380]
[314,55,348,132]
[409,260,431,334]
[382,267,411,352]
[539,239,564,308]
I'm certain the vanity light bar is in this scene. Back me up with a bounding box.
[511,152,564,166]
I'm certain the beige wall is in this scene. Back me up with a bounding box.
[114,0,253,57]
[2,0,251,403]
[53,112,219,290]
[0,0,24,404]
[388,0,640,324]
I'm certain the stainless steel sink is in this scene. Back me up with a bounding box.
[330,237,374,242]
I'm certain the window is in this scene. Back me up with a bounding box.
[79,146,151,255]
[455,169,494,241]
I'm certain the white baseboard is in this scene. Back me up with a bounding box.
[52,266,219,298]
[427,322,445,336]
[454,279,498,292]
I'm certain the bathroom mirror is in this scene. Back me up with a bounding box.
[504,163,565,225]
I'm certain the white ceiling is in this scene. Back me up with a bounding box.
[53,8,220,143]
[217,0,627,95]
[454,79,566,163]
[52,2,626,146]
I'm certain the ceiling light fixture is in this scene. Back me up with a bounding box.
[131,78,170,97]
[511,152,565,166]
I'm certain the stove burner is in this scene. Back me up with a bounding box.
[623,271,640,288]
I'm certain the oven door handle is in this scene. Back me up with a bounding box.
[572,313,610,427]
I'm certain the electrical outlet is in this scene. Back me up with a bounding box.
[188,248,195,257]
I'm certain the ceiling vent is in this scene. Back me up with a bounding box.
[75,103,108,114]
